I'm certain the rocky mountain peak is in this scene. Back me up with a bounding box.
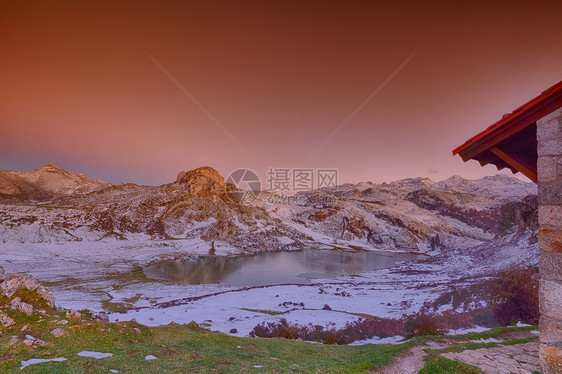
[440,175,466,186]
[35,164,65,173]
[0,164,109,201]
[481,174,523,184]
[175,166,226,196]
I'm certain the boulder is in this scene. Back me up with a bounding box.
[10,297,34,316]
[51,327,67,337]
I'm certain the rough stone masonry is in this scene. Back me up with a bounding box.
[537,106,562,373]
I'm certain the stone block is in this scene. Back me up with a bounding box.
[540,342,562,374]
[539,227,562,253]
[538,106,562,129]
[541,252,562,282]
[538,180,562,205]
[537,112,562,142]
[540,279,562,320]
[538,156,559,181]
[540,315,562,344]
[539,206,562,226]
[538,139,562,157]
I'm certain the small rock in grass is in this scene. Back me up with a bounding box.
[110,370,120,373]
[66,309,81,320]
[95,312,109,322]
[10,297,34,316]
[8,336,19,345]
[133,327,141,334]
[56,319,69,325]
[145,355,158,361]
[25,335,36,341]
[23,338,46,347]
[0,312,15,328]
[21,324,29,331]
[253,365,263,368]
[51,328,67,337]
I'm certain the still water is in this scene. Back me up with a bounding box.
[144,249,425,287]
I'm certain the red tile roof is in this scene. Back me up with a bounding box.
[453,80,562,182]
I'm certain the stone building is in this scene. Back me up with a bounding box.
[453,80,562,373]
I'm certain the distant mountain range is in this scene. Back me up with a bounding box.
[0,165,538,264]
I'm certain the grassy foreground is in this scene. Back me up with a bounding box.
[0,305,539,374]
[0,318,411,373]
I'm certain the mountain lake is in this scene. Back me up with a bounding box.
[144,249,427,287]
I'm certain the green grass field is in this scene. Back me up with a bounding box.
[0,306,538,373]
[0,318,411,373]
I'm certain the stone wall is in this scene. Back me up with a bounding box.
[537,106,562,373]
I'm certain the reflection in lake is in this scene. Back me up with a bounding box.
[144,249,425,287]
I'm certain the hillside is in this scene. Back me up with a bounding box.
[0,165,537,259]
[0,164,109,203]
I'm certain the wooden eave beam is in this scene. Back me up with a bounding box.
[489,146,538,182]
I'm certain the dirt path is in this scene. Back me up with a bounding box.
[373,345,427,374]
[373,341,449,374]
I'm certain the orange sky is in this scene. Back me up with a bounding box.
[1,0,561,185]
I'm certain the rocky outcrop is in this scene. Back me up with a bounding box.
[308,209,338,222]
[405,189,539,236]
[498,195,538,234]
[0,268,56,322]
[405,189,500,232]
[0,273,55,308]
[175,166,226,197]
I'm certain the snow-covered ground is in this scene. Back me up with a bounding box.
[0,230,538,340]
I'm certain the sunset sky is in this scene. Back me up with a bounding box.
[1,0,561,186]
